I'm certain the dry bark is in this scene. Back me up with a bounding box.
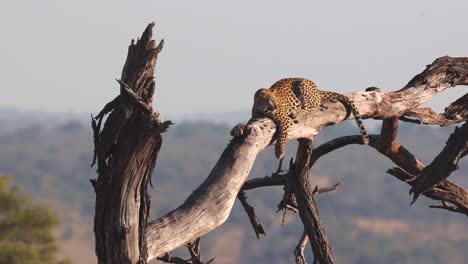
[144,56,468,261]
[409,122,468,201]
[237,190,266,239]
[289,139,334,263]
[91,23,170,264]
[90,23,468,262]
[294,231,308,264]
[445,93,468,120]
[401,108,462,126]
[309,130,468,216]
[239,140,342,263]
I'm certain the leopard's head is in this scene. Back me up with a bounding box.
[252,88,277,117]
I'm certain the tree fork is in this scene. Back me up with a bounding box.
[145,56,468,260]
[90,22,468,262]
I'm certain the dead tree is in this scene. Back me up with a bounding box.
[91,23,171,263]
[91,23,467,263]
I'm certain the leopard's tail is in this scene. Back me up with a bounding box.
[320,91,369,145]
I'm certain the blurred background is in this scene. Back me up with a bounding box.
[0,1,467,263]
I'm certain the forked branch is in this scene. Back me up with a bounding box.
[145,56,468,261]
[93,23,468,263]
[409,122,468,202]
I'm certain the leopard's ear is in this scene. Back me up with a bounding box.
[254,89,264,100]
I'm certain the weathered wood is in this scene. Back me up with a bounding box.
[409,122,468,202]
[378,118,399,152]
[307,134,468,216]
[290,139,334,263]
[146,123,269,259]
[402,108,462,126]
[294,231,308,264]
[445,93,468,120]
[237,190,266,239]
[92,23,169,264]
[145,56,468,261]
[388,168,468,216]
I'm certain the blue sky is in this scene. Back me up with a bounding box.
[0,1,466,118]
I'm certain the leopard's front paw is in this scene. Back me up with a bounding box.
[230,123,246,138]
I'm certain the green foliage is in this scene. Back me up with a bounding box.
[0,175,70,264]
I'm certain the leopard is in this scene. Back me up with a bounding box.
[252,77,369,161]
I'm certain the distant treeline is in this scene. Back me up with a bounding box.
[0,118,466,264]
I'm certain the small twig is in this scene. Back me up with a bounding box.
[157,253,191,264]
[186,238,215,264]
[90,114,101,167]
[158,238,214,264]
[185,238,201,264]
[387,167,416,182]
[294,231,309,264]
[398,115,422,124]
[429,202,468,217]
[276,171,299,226]
[241,172,288,191]
[115,78,155,115]
[237,191,266,239]
[313,183,342,196]
[94,95,120,120]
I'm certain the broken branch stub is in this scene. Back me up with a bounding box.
[92,23,170,264]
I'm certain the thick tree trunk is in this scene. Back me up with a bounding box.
[91,23,170,264]
[290,139,334,263]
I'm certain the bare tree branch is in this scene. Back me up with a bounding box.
[401,108,462,126]
[92,23,468,263]
[307,132,468,216]
[309,135,367,168]
[241,172,288,190]
[429,201,468,216]
[157,253,190,264]
[387,168,468,216]
[445,92,468,120]
[294,231,308,264]
[237,191,266,239]
[409,122,468,203]
[313,183,342,195]
[157,238,214,264]
[145,56,468,261]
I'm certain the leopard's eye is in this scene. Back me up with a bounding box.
[262,106,268,111]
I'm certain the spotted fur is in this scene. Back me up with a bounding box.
[252,78,369,160]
